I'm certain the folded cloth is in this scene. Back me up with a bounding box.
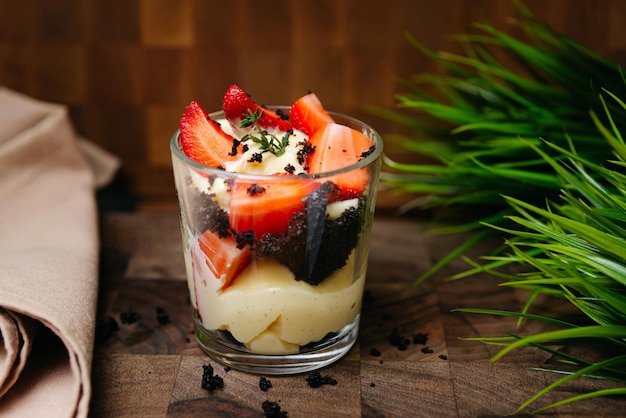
[0,87,119,417]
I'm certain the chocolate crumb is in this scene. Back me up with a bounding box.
[284,163,296,174]
[262,400,287,418]
[201,364,224,391]
[413,332,428,345]
[224,366,232,372]
[296,141,315,166]
[439,354,448,360]
[234,230,255,249]
[248,152,263,163]
[120,309,140,325]
[156,306,170,325]
[225,178,235,191]
[229,138,241,156]
[388,328,410,350]
[360,145,376,159]
[421,347,434,354]
[369,347,381,357]
[370,382,376,387]
[259,377,273,392]
[247,183,266,196]
[306,371,337,388]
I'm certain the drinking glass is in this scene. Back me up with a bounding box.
[170,108,383,374]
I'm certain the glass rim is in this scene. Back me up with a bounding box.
[170,107,384,182]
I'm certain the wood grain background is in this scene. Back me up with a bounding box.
[1,0,625,208]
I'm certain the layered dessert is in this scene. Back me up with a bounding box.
[172,84,380,356]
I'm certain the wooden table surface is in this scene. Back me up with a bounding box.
[90,211,626,417]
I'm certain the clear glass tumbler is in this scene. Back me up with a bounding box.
[170,108,383,374]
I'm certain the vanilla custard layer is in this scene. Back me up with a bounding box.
[187,239,364,355]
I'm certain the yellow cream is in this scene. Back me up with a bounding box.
[188,235,363,355]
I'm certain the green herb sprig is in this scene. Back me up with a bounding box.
[240,109,290,156]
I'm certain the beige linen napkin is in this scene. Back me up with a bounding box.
[0,87,119,417]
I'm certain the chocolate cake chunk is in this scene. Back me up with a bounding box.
[186,179,364,285]
[256,182,364,285]
[188,188,230,237]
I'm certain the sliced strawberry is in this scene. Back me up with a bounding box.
[307,123,375,198]
[229,177,318,238]
[290,92,335,135]
[222,84,292,131]
[180,101,238,168]
[198,229,253,289]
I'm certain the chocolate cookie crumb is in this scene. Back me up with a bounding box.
[120,309,140,325]
[296,141,315,167]
[439,354,448,360]
[360,145,376,159]
[248,152,263,163]
[229,138,241,156]
[284,163,296,174]
[201,364,224,391]
[234,230,255,249]
[370,382,376,387]
[259,377,273,392]
[421,347,434,354]
[156,306,170,325]
[369,347,381,357]
[247,183,266,196]
[306,371,337,388]
[224,366,232,372]
[413,332,428,345]
[262,400,287,418]
[388,328,410,350]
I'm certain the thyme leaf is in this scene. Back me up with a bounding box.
[240,109,289,156]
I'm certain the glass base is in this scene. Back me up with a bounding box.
[193,312,359,375]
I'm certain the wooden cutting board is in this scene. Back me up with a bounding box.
[90,211,626,417]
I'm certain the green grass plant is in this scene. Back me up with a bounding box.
[375,1,626,412]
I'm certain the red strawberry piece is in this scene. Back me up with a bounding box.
[180,100,239,168]
[290,92,335,136]
[198,229,253,289]
[229,177,319,238]
[306,123,374,198]
[222,84,292,131]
